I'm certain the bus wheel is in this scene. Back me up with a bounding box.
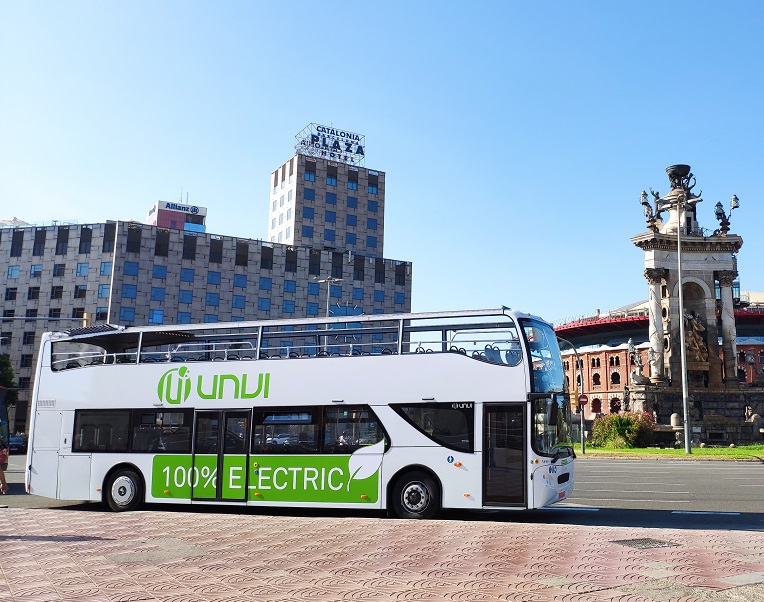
[392,471,440,519]
[105,469,143,512]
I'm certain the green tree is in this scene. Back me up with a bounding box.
[0,353,18,405]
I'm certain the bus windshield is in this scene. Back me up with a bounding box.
[521,319,573,457]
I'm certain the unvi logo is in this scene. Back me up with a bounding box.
[157,366,192,405]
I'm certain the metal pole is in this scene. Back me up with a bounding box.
[675,198,692,454]
[557,337,584,454]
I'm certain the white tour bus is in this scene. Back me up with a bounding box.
[25,307,574,518]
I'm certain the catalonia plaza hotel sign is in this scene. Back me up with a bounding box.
[295,123,366,166]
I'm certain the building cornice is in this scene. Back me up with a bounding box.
[630,232,743,254]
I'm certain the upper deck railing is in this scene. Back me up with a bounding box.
[49,308,533,372]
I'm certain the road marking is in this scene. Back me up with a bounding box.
[671,511,741,516]
[541,506,600,512]
[578,488,690,494]
[570,497,690,503]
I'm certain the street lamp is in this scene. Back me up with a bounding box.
[316,276,343,351]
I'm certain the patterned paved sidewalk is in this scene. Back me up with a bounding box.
[1,507,764,601]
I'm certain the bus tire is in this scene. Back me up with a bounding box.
[391,471,440,519]
[105,468,143,512]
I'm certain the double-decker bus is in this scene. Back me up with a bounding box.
[26,307,574,518]
[0,387,9,471]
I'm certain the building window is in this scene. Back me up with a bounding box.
[124,262,139,276]
[394,292,405,305]
[303,206,314,220]
[345,233,356,245]
[234,274,247,288]
[260,245,273,270]
[51,286,63,300]
[610,372,621,385]
[235,241,248,267]
[53,263,65,277]
[206,292,219,306]
[285,249,297,273]
[182,234,197,260]
[20,354,33,368]
[204,314,218,323]
[94,284,108,299]
[33,229,46,256]
[330,284,342,298]
[353,288,364,301]
[152,265,167,279]
[95,307,108,321]
[27,287,40,300]
[149,309,164,325]
[76,262,89,277]
[368,184,378,194]
[103,223,116,252]
[79,227,92,254]
[368,200,378,212]
[180,268,195,283]
[592,373,601,386]
[348,180,358,191]
[177,312,191,324]
[395,263,406,286]
[325,210,336,223]
[326,192,337,204]
[10,231,23,257]
[282,300,295,314]
[4,288,16,301]
[258,298,271,311]
[122,284,137,299]
[2,310,15,322]
[302,225,314,238]
[151,287,165,302]
[7,266,19,279]
[308,282,319,296]
[179,289,193,304]
[375,258,385,284]
[307,302,319,316]
[284,280,296,293]
[347,196,358,209]
[324,229,335,242]
[367,217,378,230]
[259,277,272,290]
[232,295,246,309]
[74,285,87,299]
[155,229,170,257]
[304,188,315,200]
[30,264,42,278]
[56,227,69,255]
[366,236,377,250]
[346,214,357,227]
[374,290,384,303]
[304,170,315,182]
[25,309,38,320]
[208,271,221,285]
[126,226,142,253]
[23,331,35,345]
[100,261,112,276]
[327,176,337,187]
[120,307,135,322]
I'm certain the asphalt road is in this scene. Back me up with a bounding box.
[3,453,763,531]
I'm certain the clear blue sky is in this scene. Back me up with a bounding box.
[2,2,763,323]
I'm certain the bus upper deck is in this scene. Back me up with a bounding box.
[45,307,555,378]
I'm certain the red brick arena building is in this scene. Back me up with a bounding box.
[556,292,764,421]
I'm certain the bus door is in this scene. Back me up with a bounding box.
[192,410,250,502]
[483,404,526,507]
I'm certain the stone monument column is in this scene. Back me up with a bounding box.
[645,267,666,383]
[717,270,738,381]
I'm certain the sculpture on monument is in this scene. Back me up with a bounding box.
[683,310,709,363]
[628,338,650,385]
